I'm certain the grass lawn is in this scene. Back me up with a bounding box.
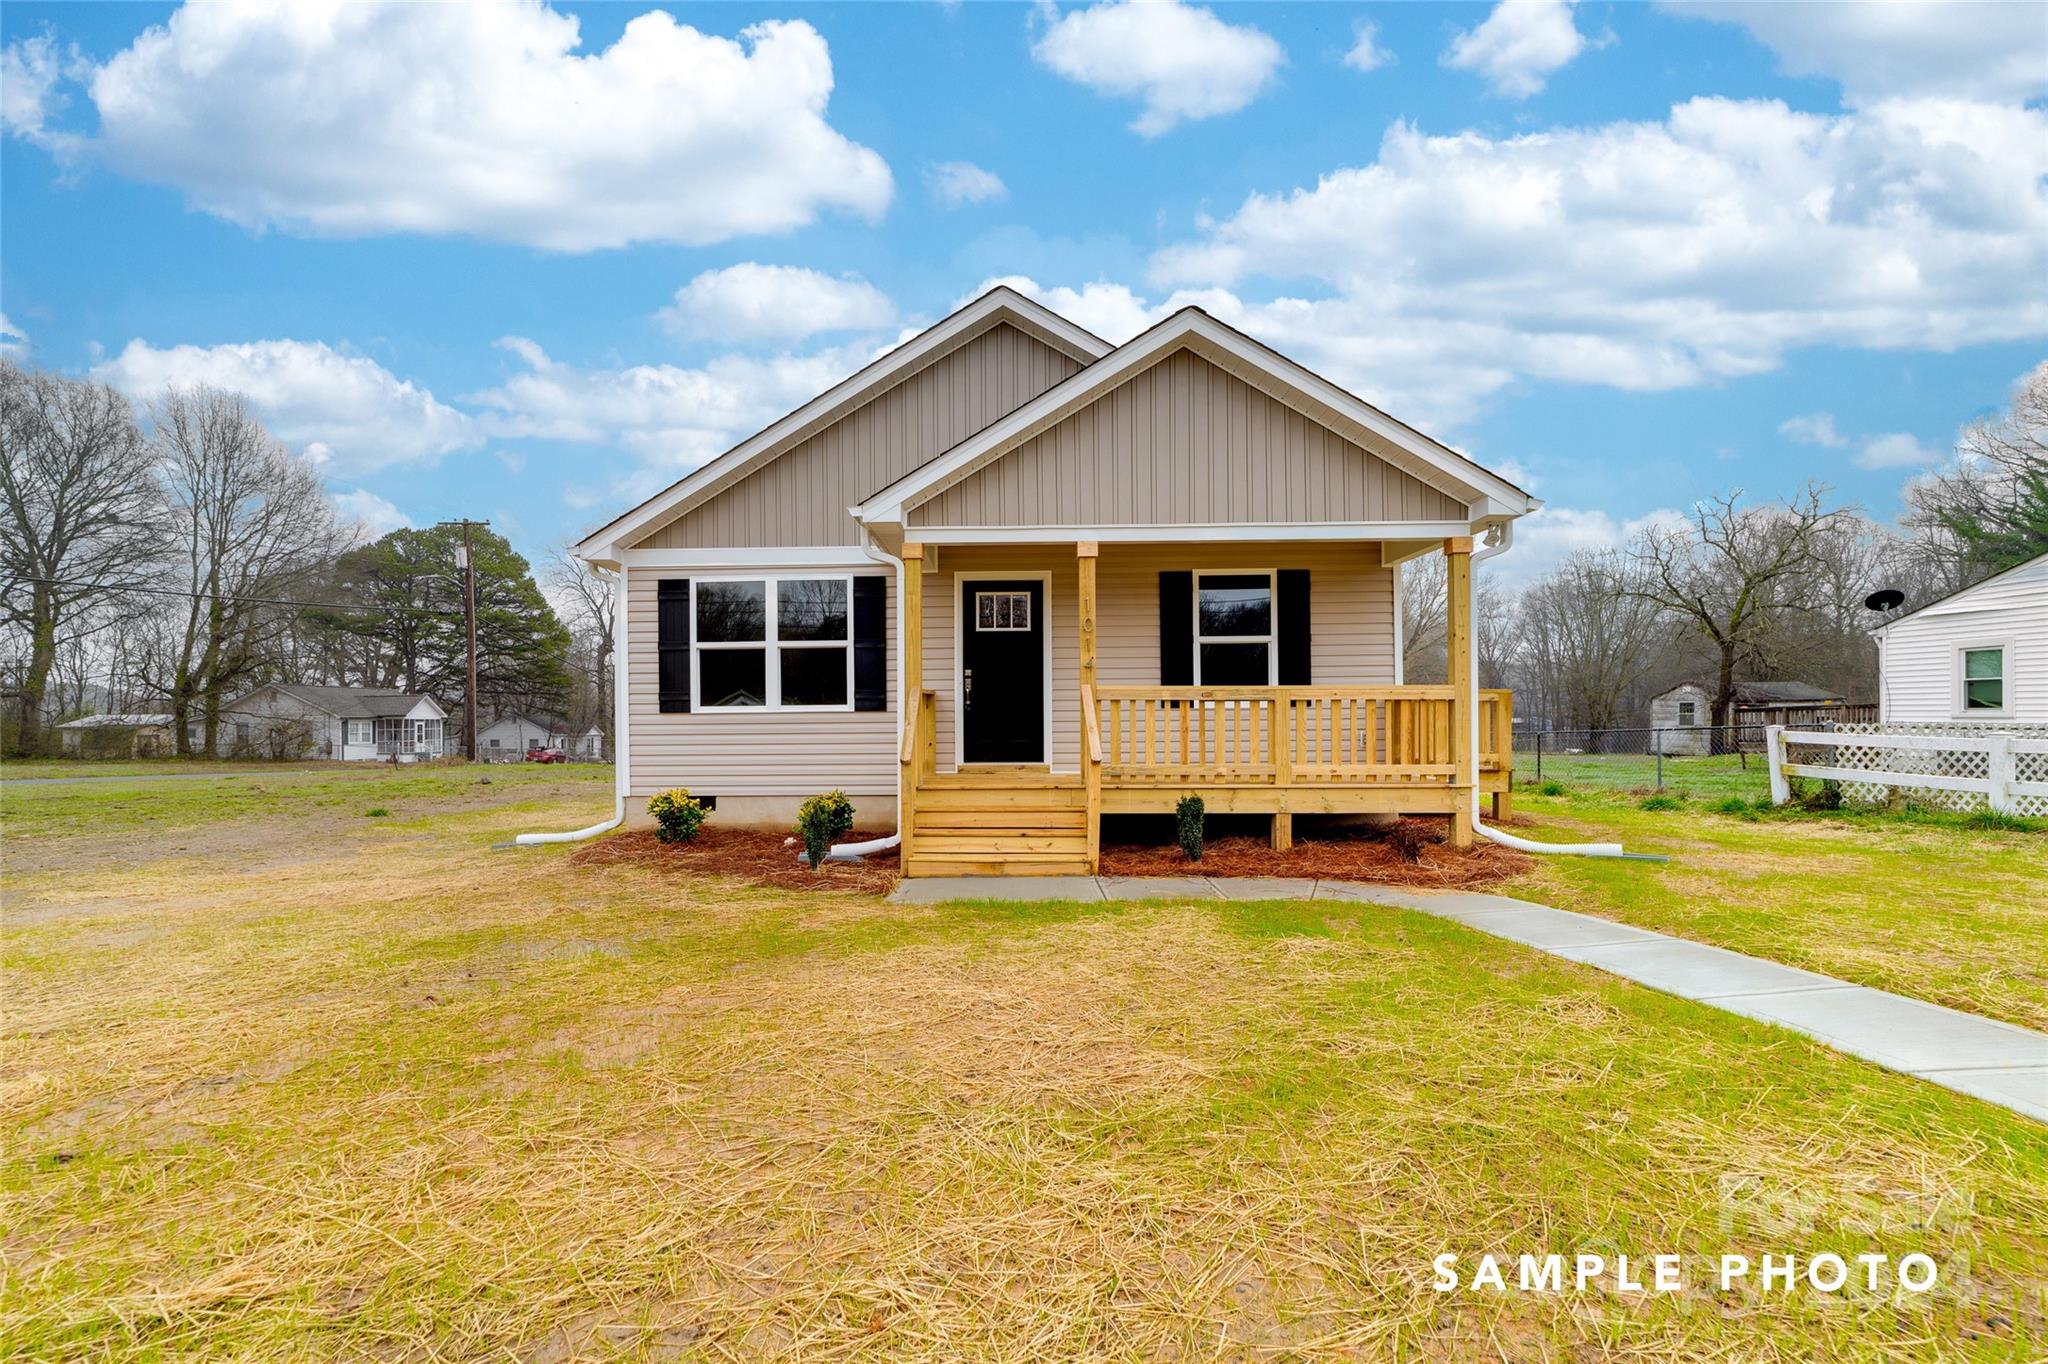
[4,765,2045,1359]
[1503,789,2048,1034]
[1512,750,1773,801]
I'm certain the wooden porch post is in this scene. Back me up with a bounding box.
[900,543,924,856]
[1446,537,1474,847]
[1077,542,1101,872]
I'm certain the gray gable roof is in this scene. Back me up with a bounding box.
[260,684,440,719]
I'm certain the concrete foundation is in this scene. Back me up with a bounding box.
[626,792,899,831]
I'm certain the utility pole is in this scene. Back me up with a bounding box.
[439,519,487,762]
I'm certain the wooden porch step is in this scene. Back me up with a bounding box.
[912,832,1089,854]
[904,855,1095,878]
[920,769,1081,790]
[912,785,1089,810]
[914,807,1088,830]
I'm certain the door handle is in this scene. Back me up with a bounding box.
[964,669,973,705]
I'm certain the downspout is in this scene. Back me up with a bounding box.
[1466,521,1657,861]
[822,524,905,860]
[514,559,627,845]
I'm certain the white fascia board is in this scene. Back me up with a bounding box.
[901,521,1477,545]
[573,289,1110,560]
[856,308,1535,524]
[620,546,886,568]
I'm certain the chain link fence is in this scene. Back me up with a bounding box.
[1513,724,1785,801]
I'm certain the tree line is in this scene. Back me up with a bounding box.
[0,361,615,758]
[1402,366,2048,734]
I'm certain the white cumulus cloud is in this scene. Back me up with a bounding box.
[1493,504,1687,586]
[659,264,896,343]
[1032,0,1284,137]
[1778,412,1846,448]
[1443,0,1599,99]
[0,312,27,359]
[331,488,413,537]
[23,1,889,251]
[468,336,878,473]
[1661,0,2048,105]
[1854,432,1940,471]
[1342,21,1392,74]
[927,161,1008,207]
[92,339,480,475]
[1148,96,2048,424]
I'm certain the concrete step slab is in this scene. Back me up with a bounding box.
[1097,876,1219,901]
[1205,877,1320,901]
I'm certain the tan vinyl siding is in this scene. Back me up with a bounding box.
[923,542,1395,773]
[639,323,1084,549]
[910,349,1467,527]
[626,568,897,798]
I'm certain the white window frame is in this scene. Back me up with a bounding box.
[1192,569,1279,686]
[690,574,855,713]
[1955,641,2009,717]
[1676,700,1696,727]
[346,719,373,745]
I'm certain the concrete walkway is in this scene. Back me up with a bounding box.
[890,876,2048,1124]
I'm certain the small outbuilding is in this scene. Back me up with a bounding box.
[474,711,604,760]
[56,713,176,758]
[1648,681,1850,754]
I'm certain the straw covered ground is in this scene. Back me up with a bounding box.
[4,763,2045,1360]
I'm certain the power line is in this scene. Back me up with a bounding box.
[10,575,470,619]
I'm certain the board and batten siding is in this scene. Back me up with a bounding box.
[923,542,1395,773]
[625,568,897,799]
[908,350,1468,528]
[637,323,1085,550]
[1878,554,2047,723]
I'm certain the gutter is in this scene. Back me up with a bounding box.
[1465,521,1660,862]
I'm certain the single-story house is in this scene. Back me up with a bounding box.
[1648,681,1852,754]
[1873,551,2047,723]
[475,711,604,760]
[220,684,448,760]
[56,713,176,758]
[574,287,1539,876]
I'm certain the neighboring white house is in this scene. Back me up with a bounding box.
[1874,552,2047,724]
[218,684,449,760]
[474,711,604,760]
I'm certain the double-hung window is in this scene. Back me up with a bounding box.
[1961,646,2005,713]
[693,576,852,710]
[347,719,373,745]
[1194,571,1278,685]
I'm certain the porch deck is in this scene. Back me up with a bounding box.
[900,684,1512,878]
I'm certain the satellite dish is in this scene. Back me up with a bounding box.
[1864,588,1905,612]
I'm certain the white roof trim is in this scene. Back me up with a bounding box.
[855,308,1537,524]
[1870,550,2048,634]
[573,287,1111,563]
[903,521,1478,545]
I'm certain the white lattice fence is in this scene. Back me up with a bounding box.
[1768,722,2048,817]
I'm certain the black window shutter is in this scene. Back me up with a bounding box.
[853,576,886,711]
[1159,571,1193,685]
[657,578,691,713]
[1278,569,1312,684]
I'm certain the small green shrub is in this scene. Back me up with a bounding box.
[647,788,708,844]
[796,790,855,872]
[1793,777,1844,811]
[1537,780,1566,796]
[1174,795,1205,861]
[364,807,389,818]
[1962,809,2033,833]
[1711,796,1759,820]
[1638,793,1683,811]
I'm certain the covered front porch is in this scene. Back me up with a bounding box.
[893,535,1506,878]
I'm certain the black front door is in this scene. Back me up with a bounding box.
[960,578,1045,763]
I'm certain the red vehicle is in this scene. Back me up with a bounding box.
[524,746,567,763]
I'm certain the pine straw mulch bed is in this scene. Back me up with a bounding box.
[567,826,902,894]
[1098,816,1533,890]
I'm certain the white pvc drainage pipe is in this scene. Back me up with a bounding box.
[1466,521,1654,862]
[514,792,625,846]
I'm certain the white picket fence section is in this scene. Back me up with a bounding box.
[1767,724,2048,817]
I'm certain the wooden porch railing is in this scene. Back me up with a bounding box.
[1095,686,1510,787]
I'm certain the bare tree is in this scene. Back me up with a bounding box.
[148,387,341,755]
[1627,486,1848,726]
[0,363,164,753]
[547,546,617,753]
[1400,553,1519,688]
[1904,363,2048,587]
[1517,551,1667,732]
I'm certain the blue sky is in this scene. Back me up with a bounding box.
[3,0,2043,583]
